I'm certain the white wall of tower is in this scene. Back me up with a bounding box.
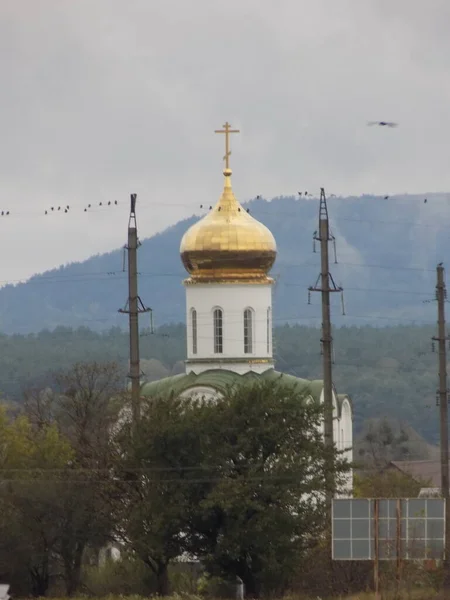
[184,281,274,374]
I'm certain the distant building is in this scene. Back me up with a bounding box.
[388,460,440,496]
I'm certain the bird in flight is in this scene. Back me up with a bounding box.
[367,121,398,128]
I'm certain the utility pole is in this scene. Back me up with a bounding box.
[308,188,343,512]
[432,263,450,582]
[119,194,150,431]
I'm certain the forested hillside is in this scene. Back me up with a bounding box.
[0,323,440,443]
[0,192,447,333]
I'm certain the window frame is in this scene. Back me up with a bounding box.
[191,308,197,354]
[244,307,254,354]
[213,308,223,354]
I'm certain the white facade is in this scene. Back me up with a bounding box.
[179,386,220,402]
[337,396,353,495]
[184,280,274,375]
[339,398,353,463]
[313,389,353,496]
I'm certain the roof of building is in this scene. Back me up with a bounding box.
[179,167,276,283]
[140,368,351,417]
[389,460,440,487]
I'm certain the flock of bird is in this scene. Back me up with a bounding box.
[43,200,119,215]
[5,120,436,219]
[200,203,251,213]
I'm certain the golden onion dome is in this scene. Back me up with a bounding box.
[180,167,277,283]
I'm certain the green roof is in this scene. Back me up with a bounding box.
[140,368,352,418]
[141,368,323,403]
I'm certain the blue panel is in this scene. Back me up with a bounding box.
[333,539,351,560]
[352,519,370,539]
[427,519,445,540]
[427,499,445,519]
[352,539,371,560]
[331,498,447,562]
[333,499,351,518]
[408,499,426,517]
[352,499,370,519]
[334,519,351,539]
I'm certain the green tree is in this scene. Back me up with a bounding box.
[354,469,427,498]
[0,406,73,596]
[116,393,208,596]
[24,361,123,596]
[187,380,350,598]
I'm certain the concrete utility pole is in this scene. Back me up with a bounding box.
[119,194,150,430]
[432,263,450,581]
[308,188,343,511]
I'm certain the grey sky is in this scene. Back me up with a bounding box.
[1,0,449,283]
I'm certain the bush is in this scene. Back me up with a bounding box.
[169,562,203,595]
[82,555,157,595]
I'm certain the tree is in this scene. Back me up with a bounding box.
[117,380,349,597]
[355,417,432,469]
[116,393,209,596]
[140,358,170,382]
[0,322,443,446]
[354,469,428,498]
[0,405,73,596]
[187,380,350,598]
[24,361,123,595]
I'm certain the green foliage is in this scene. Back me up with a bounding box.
[0,362,123,597]
[185,381,350,597]
[116,393,211,595]
[116,380,350,598]
[0,406,74,596]
[274,323,439,443]
[0,324,185,402]
[354,417,436,468]
[82,555,157,596]
[353,470,425,498]
[0,322,441,445]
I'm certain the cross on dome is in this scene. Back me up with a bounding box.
[214,121,240,170]
[179,123,276,283]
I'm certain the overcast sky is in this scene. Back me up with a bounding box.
[1,0,450,283]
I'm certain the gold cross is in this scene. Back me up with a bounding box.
[214,121,240,169]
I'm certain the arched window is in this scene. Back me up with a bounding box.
[213,308,223,354]
[191,308,197,354]
[266,307,271,353]
[244,308,253,354]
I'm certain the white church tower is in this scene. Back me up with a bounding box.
[179,123,277,375]
[141,122,353,494]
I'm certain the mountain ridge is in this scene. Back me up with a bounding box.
[0,192,447,334]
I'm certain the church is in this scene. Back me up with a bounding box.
[141,124,353,489]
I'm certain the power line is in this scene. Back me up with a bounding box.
[0,261,439,289]
[4,193,450,231]
[286,283,434,297]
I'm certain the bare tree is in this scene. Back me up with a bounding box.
[24,362,124,595]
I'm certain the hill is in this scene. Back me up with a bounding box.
[0,192,447,333]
